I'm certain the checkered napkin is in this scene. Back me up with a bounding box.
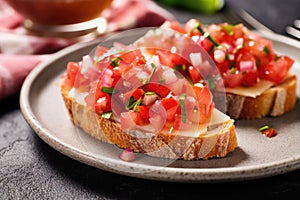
[0,0,174,99]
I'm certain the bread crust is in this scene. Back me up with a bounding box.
[61,86,238,160]
[221,74,297,119]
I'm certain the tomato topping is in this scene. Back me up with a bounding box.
[164,19,294,87]
[66,20,299,133]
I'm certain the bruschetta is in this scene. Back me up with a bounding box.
[160,19,297,119]
[60,28,238,160]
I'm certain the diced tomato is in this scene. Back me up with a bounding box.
[154,49,189,69]
[160,20,186,34]
[137,105,150,124]
[231,24,245,41]
[235,48,259,86]
[197,36,214,52]
[119,49,146,66]
[161,97,178,110]
[188,66,202,83]
[222,69,244,88]
[63,62,80,89]
[143,83,171,98]
[94,90,111,114]
[184,85,214,123]
[161,97,179,121]
[85,88,111,114]
[193,86,213,108]
[132,88,144,101]
[87,80,112,113]
[173,114,192,130]
[184,95,200,123]
[259,55,294,85]
[111,67,122,87]
[244,38,273,60]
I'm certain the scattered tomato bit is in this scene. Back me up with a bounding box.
[119,147,135,162]
[258,125,278,138]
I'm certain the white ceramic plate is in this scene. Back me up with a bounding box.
[20,28,300,182]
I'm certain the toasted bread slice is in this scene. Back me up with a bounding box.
[221,73,297,119]
[61,85,238,160]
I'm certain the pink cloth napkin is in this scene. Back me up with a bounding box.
[0,0,175,99]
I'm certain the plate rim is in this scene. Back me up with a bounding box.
[20,29,300,182]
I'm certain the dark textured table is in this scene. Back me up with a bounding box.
[1,0,300,199]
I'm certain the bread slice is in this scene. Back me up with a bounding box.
[220,73,297,119]
[61,85,238,160]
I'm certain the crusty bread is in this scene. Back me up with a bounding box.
[222,74,297,119]
[61,85,238,160]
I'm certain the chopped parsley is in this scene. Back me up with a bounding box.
[101,87,116,95]
[179,93,187,123]
[102,112,112,119]
[126,96,142,111]
[196,22,220,47]
[258,125,270,132]
[263,46,269,56]
[222,24,234,36]
[143,63,157,85]
[110,57,122,67]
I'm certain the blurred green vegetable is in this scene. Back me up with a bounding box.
[156,0,225,14]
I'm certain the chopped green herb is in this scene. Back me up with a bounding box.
[207,75,220,91]
[256,59,261,67]
[133,98,142,112]
[158,78,165,85]
[263,46,269,56]
[110,57,122,67]
[275,55,281,61]
[145,91,155,95]
[196,22,219,47]
[230,67,236,74]
[174,64,186,71]
[229,61,236,69]
[143,63,157,85]
[101,87,115,94]
[258,125,270,132]
[102,112,112,119]
[126,96,135,110]
[179,93,187,123]
[222,24,234,36]
[126,96,142,111]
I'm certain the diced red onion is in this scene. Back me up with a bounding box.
[239,61,254,72]
[101,68,114,87]
[120,111,136,130]
[213,49,226,63]
[189,52,202,66]
[162,68,177,84]
[119,147,135,162]
[142,94,157,106]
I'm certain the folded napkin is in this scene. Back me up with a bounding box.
[0,0,175,99]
